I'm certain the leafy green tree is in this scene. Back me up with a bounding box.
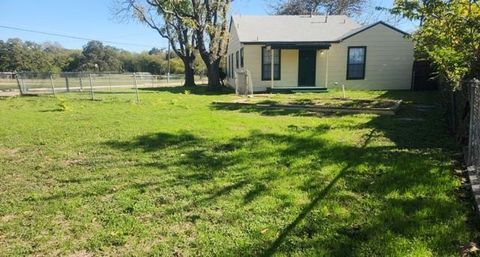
[118,0,198,87]
[0,38,60,72]
[191,0,231,89]
[79,41,123,72]
[116,0,231,88]
[391,0,480,86]
[0,41,9,71]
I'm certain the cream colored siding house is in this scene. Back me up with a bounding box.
[226,15,414,92]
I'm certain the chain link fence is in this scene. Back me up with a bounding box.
[439,78,480,168]
[0,71,205,100]
[468,79,480,168]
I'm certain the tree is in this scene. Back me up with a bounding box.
[0,38,60,72]
[117,0,198,87]
[270,0,366,16]
[79,41,123,72]
[391,0,480,86]
[191,0,231,89]
[0,41,8,71]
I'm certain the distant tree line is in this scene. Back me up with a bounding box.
[0,38,206,75]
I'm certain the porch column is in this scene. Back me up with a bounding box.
[271,48,275,88]
[324,49,329,88]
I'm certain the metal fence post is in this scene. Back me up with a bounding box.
[15,73,24,95]
[133,73,140,103]
[65,76,70,92]
[89,73,95,100]
[20,73,27,93]
[107,74,112,92]
[79,75,84,92]
[49,73,56,96]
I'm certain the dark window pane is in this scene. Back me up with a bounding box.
[274,49,280,63]
[274,64,280,79]
[240,48,244,68]
[348,48,365,64]
[231,54,234,77]
[227,56,230,78]
[347,47,366,79]
[348,64,364,78]
[263,65,271,80]
[236,51,239,69]
[262,47,281,80]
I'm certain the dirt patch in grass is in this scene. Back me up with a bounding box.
[0,147,19,157]
[68,250,93,257]
[251,97,400,109]
[217,96,401,116]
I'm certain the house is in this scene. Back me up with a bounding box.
[225,15,414,92]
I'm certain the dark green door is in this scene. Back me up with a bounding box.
[298,49,316,87]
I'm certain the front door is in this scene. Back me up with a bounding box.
[298,49,316,87]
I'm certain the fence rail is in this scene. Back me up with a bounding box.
[0,71,206,101]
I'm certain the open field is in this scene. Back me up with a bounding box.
[0,88,478,256]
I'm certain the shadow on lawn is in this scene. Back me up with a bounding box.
[37,90,468,255]
[100,113,465,256]
[139,85,234,95]
[211,102,351,117]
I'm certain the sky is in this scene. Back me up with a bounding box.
[0,0,416,52]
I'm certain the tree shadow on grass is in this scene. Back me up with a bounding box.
[29,89,473,256]
[139,85,234,95]
[211,102,350,117]
[97,118,468,256]
[260,129,377,256]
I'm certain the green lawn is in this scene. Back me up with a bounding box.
[0,87,477,256]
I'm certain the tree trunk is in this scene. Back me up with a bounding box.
[183,57,196,87]
[206,60,222,89]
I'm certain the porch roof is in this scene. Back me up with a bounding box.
[265,42,331,50]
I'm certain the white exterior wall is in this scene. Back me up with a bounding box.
[227,22,414,91]
[242,45,300,92]
[325,23,414,90]
[226,21,241,89]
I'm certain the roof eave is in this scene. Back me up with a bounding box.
[241,40,341,45]
[340,21,410,41]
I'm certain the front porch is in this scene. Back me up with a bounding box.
[264,42,332,92]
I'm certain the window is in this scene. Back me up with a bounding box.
[230,53,234,78]
[240,48,244,68]
[261,47,280,80]
[236,51,239,69]
[347,46,366,80]
[227,55,231,78]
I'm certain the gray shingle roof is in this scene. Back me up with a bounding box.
[231,15,363,43]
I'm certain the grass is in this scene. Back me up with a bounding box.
[0,87,478,256]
